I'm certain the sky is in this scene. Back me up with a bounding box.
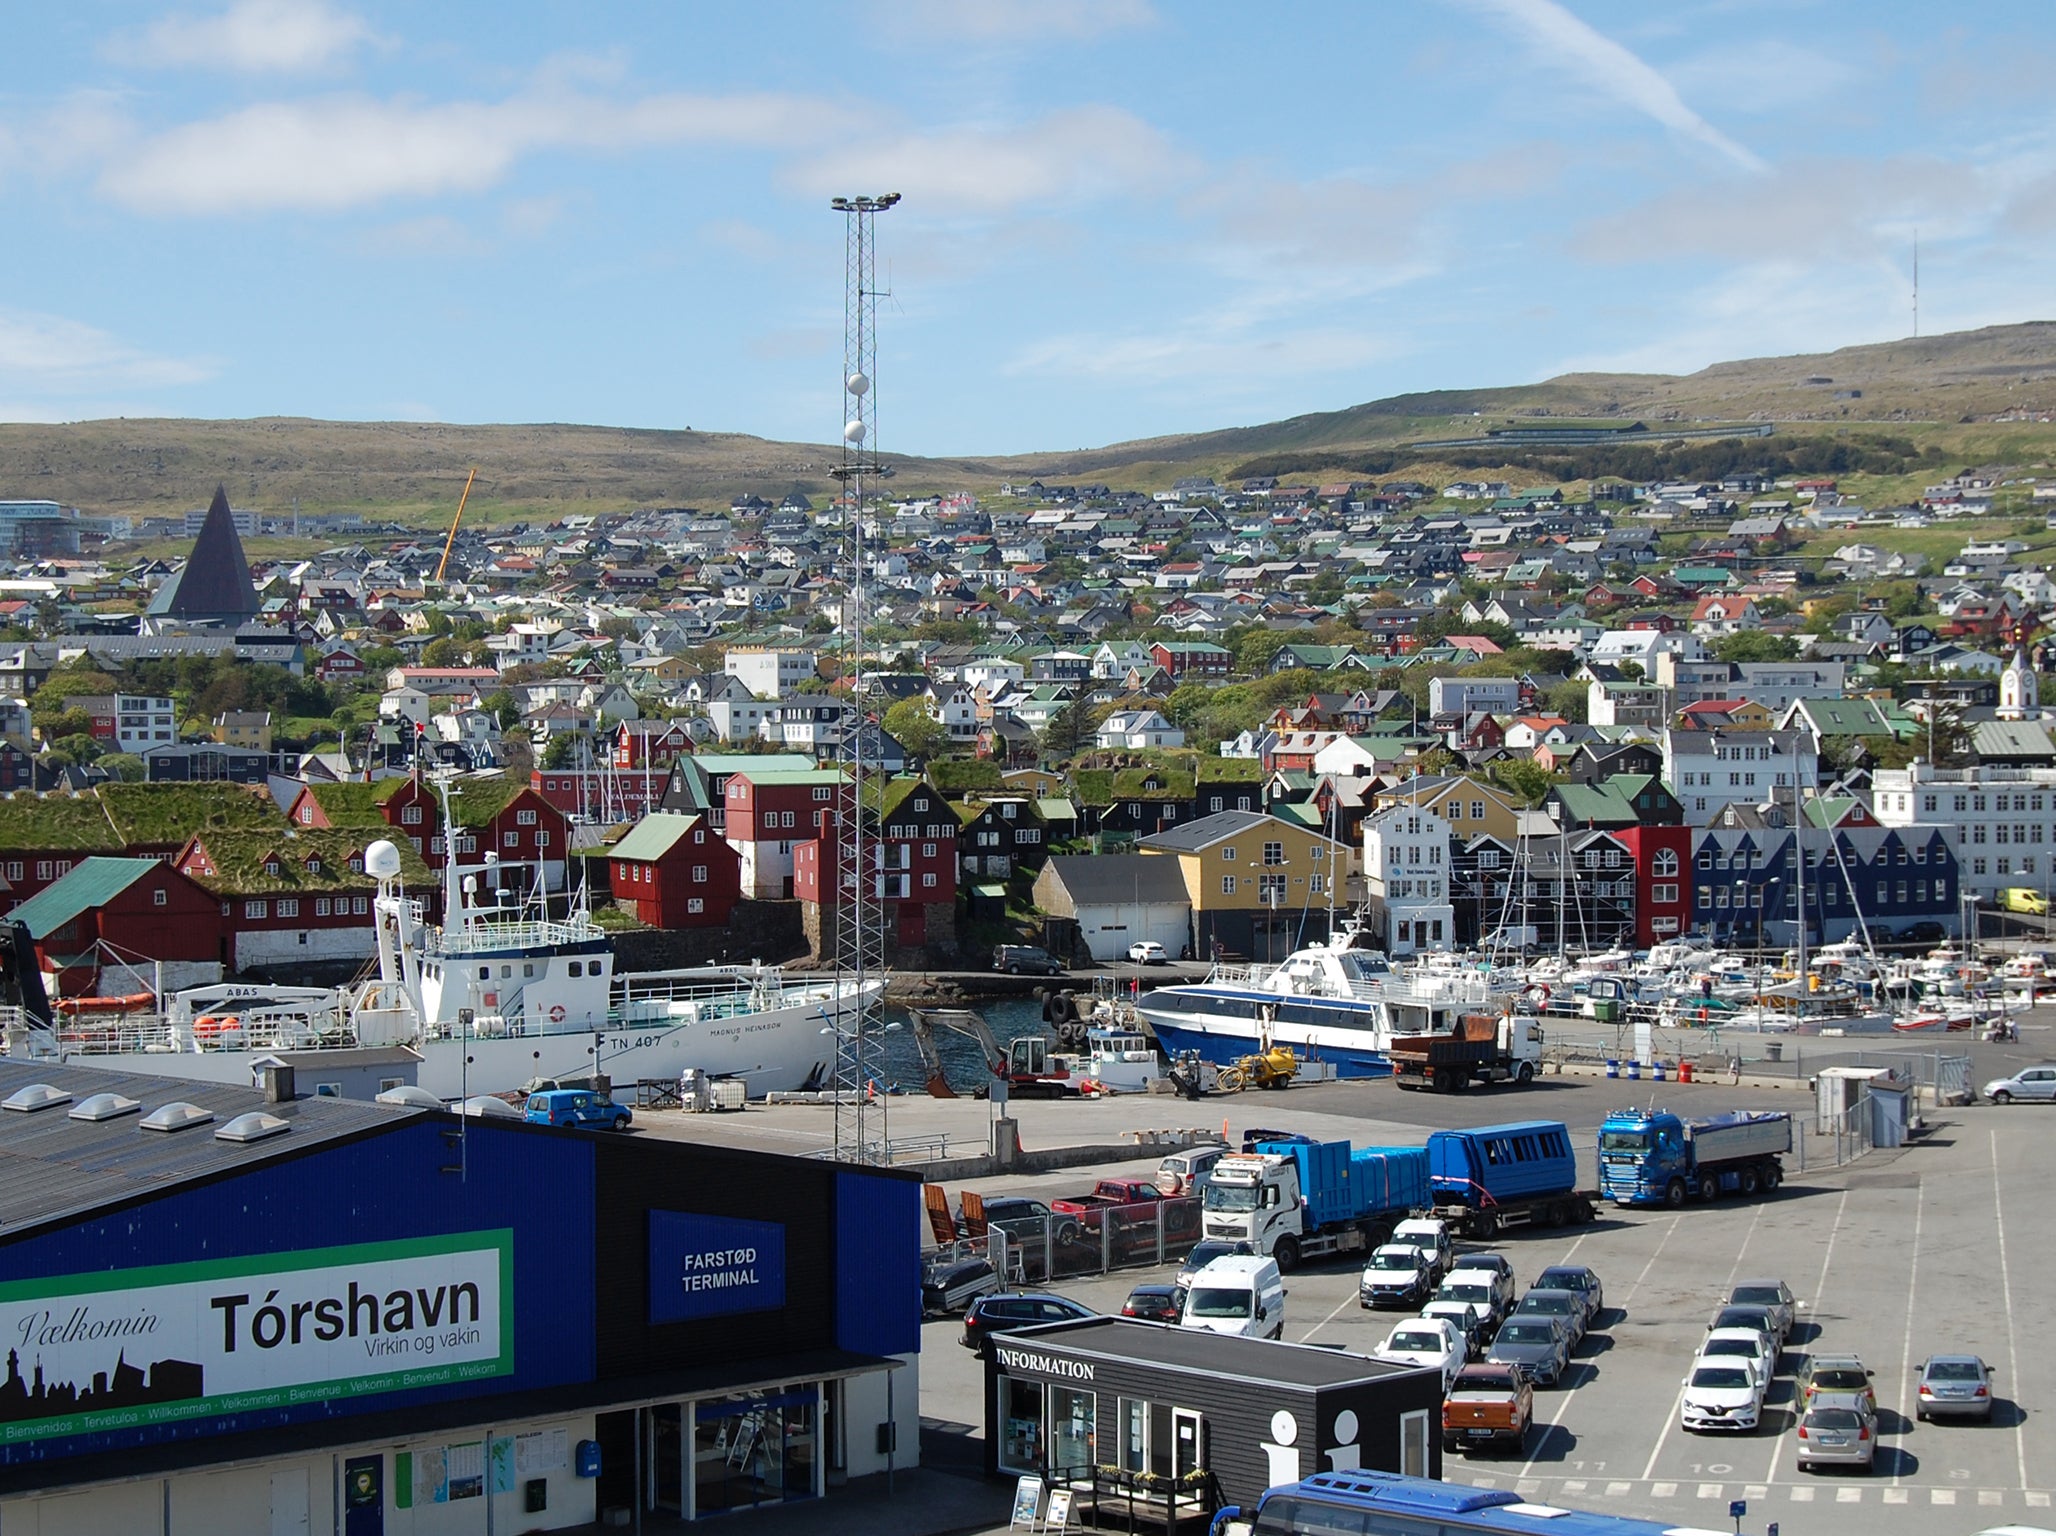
[6,1,2056,458]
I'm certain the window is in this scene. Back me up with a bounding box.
[353,896,368,914]
[402,805,423,825]
[537,831,551,848]
[1654,848,1680,877]
[277,898,299,919]
[688,897,705,914]
[922,842,936,858]
[517,809,537,826]
[244,899,268,920]
[316,897,331,917]
[35,861,50,881]
[500,831,517,848]
[692,865,708,883]
[1222,875,1237,895]
[1654,883,1678,903]
[814,786,832,802]
[922,872,937,888]
[1222,846,1238,862]
[782,811,797,828]
[1262,842,1284,866]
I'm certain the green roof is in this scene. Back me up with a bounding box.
[444,777,523,828]
[1197,757,1263,783]
[98,782,282,844]
[690,753,816,776]
[733,769,846,787]
[5,857,158,938]
[1549,781,1634,826]
[1037,798,1076,821]
[302,781,400,827]
[1070,767,1197,806]
[0,793,121,853]
[1792,698,1897,737]
[928,758,1006,794]
[607,812,705,862]
[182,828,431,895]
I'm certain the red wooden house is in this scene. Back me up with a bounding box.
[5,856,221,997]
[178,828,430,970]
[794,777,960,953]
[613,719,695,771]
[606,812,740,928]
[724,767,846,899]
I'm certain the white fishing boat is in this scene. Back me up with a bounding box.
[13,787,882,1099]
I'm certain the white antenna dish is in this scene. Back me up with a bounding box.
[843,419,867,444]
[846,372,870,397]
[364,840,403,880]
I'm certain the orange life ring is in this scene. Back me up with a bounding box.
[549,1004,566,1024]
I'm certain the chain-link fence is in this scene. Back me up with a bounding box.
[927,1197,1207,1289]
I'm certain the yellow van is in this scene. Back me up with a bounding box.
[2000,887,2049,916]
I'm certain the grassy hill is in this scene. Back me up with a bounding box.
[8,322,2056,520]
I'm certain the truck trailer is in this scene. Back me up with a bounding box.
[1389,1013,1544,1092]
[1202,1139,1429,1271]
[1598,1108,1791,1208]
[1423,1121,1595,1236]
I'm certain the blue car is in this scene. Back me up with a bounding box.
[524,1088,632,1131]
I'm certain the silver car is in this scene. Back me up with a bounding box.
[1795,1402,1876,1473]
[1727,1279,1797,1341]
[1918,1354,1995,1421]
[1983,1065,2056,1104]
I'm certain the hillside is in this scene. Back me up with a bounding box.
[7,322,2056,517]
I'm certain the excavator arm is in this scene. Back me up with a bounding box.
[908,1007,1006,1098]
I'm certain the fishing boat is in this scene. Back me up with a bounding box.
[15,786,882,1099]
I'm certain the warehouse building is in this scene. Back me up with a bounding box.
[0,1060,920,1534]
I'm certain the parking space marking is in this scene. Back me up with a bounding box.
[1520,1210,1682,1479]
[1605,1481,1632,1497]
[1638,1198,1771,1483]
[1883,1488,1909,1504]
[1932,1488,1958,1505]
[1788,1485,1815,1501]
[1836,1486,1863,1502]
[1295,1285,1362,1344]
[1695,1482,1722,1499]
[2029,1490,2052,1507]
[1994,1128,2030,1493]
[1650,1481,1677,1497]
[1889,1174,1925,1488]
[1982,1488,2006,1505]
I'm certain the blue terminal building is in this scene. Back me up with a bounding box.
[0,1060,920,1532]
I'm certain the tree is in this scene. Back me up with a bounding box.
[882,697,948,760]
[1712,631,1798,663]
[421,636,462,668]
[1544,678,1589,723]
[98,752,145,782]
[542,733,586,769]
[1232,627,1287,675]
[54,732,103,764]
[1486,758,1555,807]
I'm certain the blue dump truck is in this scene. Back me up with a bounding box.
[1202,1139,1431,1271]
[1598,1108,1792,1208]
[1424,1121,1595,1237]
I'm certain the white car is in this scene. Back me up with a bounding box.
[1698,1327,1774,1379]
[1420,1298,1484,1359]
[1681,1358,1766,1433]
[1375,1317,1467,1391]
[1128,940,1168,964]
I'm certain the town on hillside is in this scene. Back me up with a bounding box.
[0,464,2054,988]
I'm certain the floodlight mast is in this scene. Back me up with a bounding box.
[829,192,899,1165]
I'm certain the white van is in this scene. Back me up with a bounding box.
[1179,1254,1286,1340]
[1156,1146,1225,1196]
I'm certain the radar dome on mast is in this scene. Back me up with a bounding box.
[364,840,403,880]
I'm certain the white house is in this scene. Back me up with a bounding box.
[704,697,782,743]
[963,658,1027,695]
[1090,641,1154,680]
[1661,728,1819,825]
[723,647,818,699]
[1362,802,1455,957]
[1428,677,1521,717]
[1587,629,1708,672]
[1873,758,2056,899]
[1095,709,1186,751]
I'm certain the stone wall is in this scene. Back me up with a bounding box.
[611,899,810,971]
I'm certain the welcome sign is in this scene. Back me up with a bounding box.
[0,1231,514,1446]
[647,1211,785,1323]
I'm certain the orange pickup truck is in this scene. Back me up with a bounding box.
[1441,1363,1533,1455]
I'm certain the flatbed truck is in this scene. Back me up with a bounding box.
[1598,1108,1791,1208]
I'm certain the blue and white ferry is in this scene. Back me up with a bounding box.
[1132,938,1493,1078]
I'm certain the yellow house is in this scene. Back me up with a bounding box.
[628,655,695,685]
[1673,698,1774,730]
[1002,767,1064,799]
[1369,773,1523,843]
[1138,809,1349,960]
[212,710,273,751]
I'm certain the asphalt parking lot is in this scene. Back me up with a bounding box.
[919,1033,2056,1536]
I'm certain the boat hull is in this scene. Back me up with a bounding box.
[1134,986,1394,1078]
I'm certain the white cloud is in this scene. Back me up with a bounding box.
[1666,38,1866,115]
[787,106,1190,215]
[0,309,212,394]
[884,0,1155,44]
[1463,0,1766,173]
[113,0,378,74]
[1007,318,1402,389]
[98,87,848,214]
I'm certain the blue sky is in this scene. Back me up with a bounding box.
[5,1,2055,457]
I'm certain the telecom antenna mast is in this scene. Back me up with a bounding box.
[828,192,900,1164]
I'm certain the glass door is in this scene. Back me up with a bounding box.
[1172,1409,1204,1482]
[650,1405,685,1517]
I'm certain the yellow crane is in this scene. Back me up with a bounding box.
[434,468,479,583]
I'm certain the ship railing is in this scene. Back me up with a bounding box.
[429,918,605,955]
[56,1011,361,1056]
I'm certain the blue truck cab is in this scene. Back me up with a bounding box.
[1598,1108,1790,1207]
[524,1088,633,1132]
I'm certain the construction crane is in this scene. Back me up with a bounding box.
[434,468,479,583]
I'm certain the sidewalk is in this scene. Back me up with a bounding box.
[555,1454,1014,1536]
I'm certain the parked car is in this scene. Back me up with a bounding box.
[1706,1304,1783,1363]
[523,1088,631,1131]
[1450,1251,1515,1284]
[1983,1064,2056,1104]
[1441,1364,1532,1454]
[1434,1270,1517,1341]
[1359,1245,1435,1310]
[1179,1254,1286,1340]
[1121,1283,1186,1323]
[1795,1353,1875,1412]
[1532,1266,1605,1328]
[961,1292,1094,1350]
[1699,1327,1774,1380]
[1155,1146,1225,1196]
[1917,1354,1996,1421]
[1899,920,1949,945]
[1420,1298,1485,1360]
[993,944,1065,976]
[1680,1359,1766,1434]
[1127,940,1168,965]
[1376,1318,1467,1391]
[1390,1217,1455,1284]
[1512,1288,1588,1348]
[921,1254,998,1316]
[1487,1317,1572,1387]
[1796,1401,1876,1473]
[1726,1279,1797,1341]
[1176,1239,1253,1291]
